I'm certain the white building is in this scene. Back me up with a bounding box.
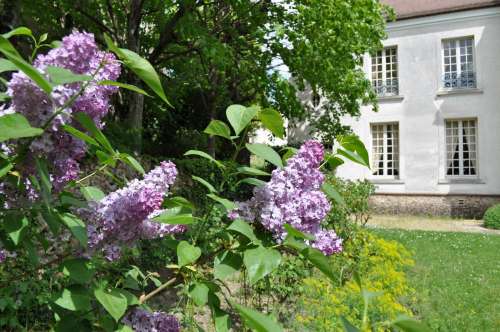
[336,0,500,217]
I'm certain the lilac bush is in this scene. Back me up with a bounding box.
[81,161,184,260]
[229,140,342,255]
[3,31,120,191]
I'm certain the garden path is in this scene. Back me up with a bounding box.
[367,215,500,235]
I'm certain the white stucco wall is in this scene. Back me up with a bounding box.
[337,7,500,195]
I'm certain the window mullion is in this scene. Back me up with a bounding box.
[383,125,388,175]
[456,41,462,78]
[458,121,464,175]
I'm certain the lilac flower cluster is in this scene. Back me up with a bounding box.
[229,140,342,255]
[3,31,121,191]
[81,161,185,260]
[123,308,180,332]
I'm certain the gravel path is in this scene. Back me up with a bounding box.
[367,215,500,235]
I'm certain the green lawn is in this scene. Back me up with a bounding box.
[373,229,500,331]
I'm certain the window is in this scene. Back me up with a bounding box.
[446,119,477,176]
[371,123,399,177]
[442,37,476,89]
[371,47,398,96]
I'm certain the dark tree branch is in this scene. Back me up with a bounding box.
[73,4,117,40]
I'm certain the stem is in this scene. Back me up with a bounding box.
[139,277,177,304]
[75,163,110,184]
[231,125,251,161]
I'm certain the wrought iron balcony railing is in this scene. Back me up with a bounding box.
[443,71,476,89]
[373,78,399,97]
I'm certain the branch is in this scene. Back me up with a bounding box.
[139,277,178,304]
[148,1,200,64]
[74,4,117,40]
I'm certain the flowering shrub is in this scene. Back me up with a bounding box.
[295,229,415,331]
[0,28,428,332]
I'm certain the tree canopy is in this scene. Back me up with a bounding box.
[1,0,391,154]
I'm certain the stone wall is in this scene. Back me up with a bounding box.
[369,194,500,219]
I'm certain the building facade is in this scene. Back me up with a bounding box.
[336,1,500,217]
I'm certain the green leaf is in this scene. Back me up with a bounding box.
[41,207,62,234]
[237,178,267,187]
[2,27,33,39]
[204,120,232,140]
[227,219,259,244]
[301,247,336,283]
[321,182,345,205]
[119,153,145,175]
[74,112,114,154]
[391,315,432,332]
[236,166,270,176]
[45,66,92,85]
[62,125,99,147]
[192,175,217,193]
[338,134,369,167]
[80,186,105,202]
[340,316,360,332]
[0,92,9,102]
[0,36,52,94]
[54,286,91,311]
[94,288,128,322]
[0,159,13,178]
[325,154,344,170]
[214,251,243,280]
[35,158,52,204]
[283,224,314,241]
[281,147,298,162]
[0,113,43,142]
[0,58,17,73]
[207,194,236,211]
[212,306,231,332]
[259,108,284,138]
[98,80,151,96]
[246,143,283,168]
[4,213,29,245]
[104,34,169,106]
[59,213,87,248]
[39,33,48,43]
[152,209,197,225]
[189,282,210,306]
[231,302,284,332]
[337,148,370,168]
[164,196,195,211]
[177,241,201,267]
[184,150,225,169]
[61,258,94,284]
[226,104,258,136]
[243,246,281,285]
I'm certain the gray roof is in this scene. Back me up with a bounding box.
[381,0,500,20]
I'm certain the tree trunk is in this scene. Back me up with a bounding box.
[126,0,144,153]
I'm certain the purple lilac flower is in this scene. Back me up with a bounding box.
[122,308,180,332]
[3,31,121,191]
[81,161,185,260]
[229,140,342,255]
[0,249,7,263]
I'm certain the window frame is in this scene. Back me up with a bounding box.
[441,36,477,90]
[444,118,479,179]
[370,46,399,97]
[370,122,400,179]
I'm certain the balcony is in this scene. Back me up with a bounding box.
[443,71,476,89]
[373,79,400,99]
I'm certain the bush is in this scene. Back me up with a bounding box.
[294,229,415,331]
[484,204,500,229]
[323,177,375,239]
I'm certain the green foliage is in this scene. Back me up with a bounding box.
[323,177,375,238]
[295,229,415,331]
[483,204,500,229]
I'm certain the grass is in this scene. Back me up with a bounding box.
[373,229,500,331]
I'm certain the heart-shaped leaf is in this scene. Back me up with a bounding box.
[94,287,128,322]
[243,246,281,285]
[226,104,258,136]
[204,120,232,140]
[177,241,201,267]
